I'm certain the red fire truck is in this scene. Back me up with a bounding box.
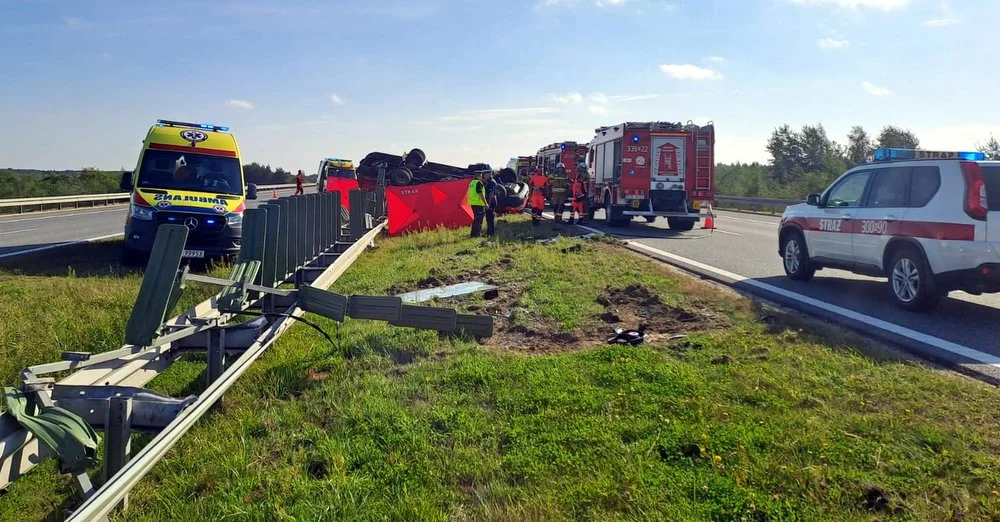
[587,121,715,229]
[536,141,589,176]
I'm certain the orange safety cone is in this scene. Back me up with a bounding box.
[272,189,278,199]
[701,203,716,230]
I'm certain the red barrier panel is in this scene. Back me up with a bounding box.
[387,179,474,236]
[325,178,360,210]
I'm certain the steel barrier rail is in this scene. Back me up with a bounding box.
[713,195,800,215]
[0,184,299,213]
[66,223,386,522]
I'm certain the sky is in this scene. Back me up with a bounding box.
[1,0,998,173]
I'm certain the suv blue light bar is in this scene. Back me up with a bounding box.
[156,119,230,132]
[873,148,986,162]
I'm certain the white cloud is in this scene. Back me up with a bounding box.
[817,37,850,49]
[589,92,660,104]
[439,107,562,123]
[589,105,609,115]
[227,99,254,110]
[787,0,910,10]
[330,93,346,105]
[553,91,584,104]
[923,17,958,26]
[862,81,892,96]
[659,64,723,81]
[705,56,726,63]
[594,0,627,6]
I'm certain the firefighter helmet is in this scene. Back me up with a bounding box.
[556,162,566,171]
[577,162,587,173]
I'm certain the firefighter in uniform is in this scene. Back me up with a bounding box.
[569,163,589,225]
[529,167,549,226]
[549,162,569,222]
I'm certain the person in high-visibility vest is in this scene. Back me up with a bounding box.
[569,164,589,225]
[468,171,488,237]
[549,162,569,222]
[529,167,549,227]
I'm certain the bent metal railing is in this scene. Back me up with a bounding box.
[0,187,492,521]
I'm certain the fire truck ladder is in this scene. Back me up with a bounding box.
[694,126,714,197]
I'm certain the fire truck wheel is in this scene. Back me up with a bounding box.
[404,149,426,168]
[388,166,413,186]
[605,197,629,227]
[667,218,696,231]
[497,168,518,184]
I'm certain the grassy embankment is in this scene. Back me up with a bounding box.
[1,216,1000,521]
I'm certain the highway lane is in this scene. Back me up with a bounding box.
[583,209,1000,358]
[0,188,302,259]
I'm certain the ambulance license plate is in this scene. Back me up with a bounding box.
[631,200,641,209]
[182,249,205,259]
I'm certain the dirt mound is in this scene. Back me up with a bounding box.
[488,283,727,355]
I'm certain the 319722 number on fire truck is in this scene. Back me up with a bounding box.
[860,220,888,235]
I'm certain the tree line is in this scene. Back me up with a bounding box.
[0,163,298,199]
[718,125,1000,200]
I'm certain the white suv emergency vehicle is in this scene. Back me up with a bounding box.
[778,148,1000,311]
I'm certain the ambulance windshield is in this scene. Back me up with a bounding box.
[137,150,243,195]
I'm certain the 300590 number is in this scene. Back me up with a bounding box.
[860,220,888,235]
[626,145,649,153]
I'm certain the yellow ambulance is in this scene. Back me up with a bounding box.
[119,120,255,263]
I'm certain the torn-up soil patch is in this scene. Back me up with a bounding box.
[594,284,728,342]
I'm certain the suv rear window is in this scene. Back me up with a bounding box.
[981,165,1000,210]
[909,165,940,207]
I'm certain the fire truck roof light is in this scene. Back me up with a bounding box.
[873,148,986,162]
[632,135,640,143]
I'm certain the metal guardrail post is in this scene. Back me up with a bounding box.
[349,189,364,241]
[332,191,342,244]
[307,194,318,258]
[103,396,132,510]
[273,198,291,280]
[124,225,188,347]
[287,197,300,272]
[259,204,279,290]
[296,195,308,266]
[207,330,226,410]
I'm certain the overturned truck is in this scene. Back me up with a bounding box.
[357,149,530,213]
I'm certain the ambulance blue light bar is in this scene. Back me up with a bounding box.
[873,148,985,162]
[156,120,230,132]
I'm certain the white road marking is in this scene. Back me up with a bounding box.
[0,228,38,236]
[571,222,1000,367]
[713,229,742,237]
[0,233,124,260]
[0,208,123,224]
[716,214,779,226]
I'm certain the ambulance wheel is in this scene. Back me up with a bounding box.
[404,149,426,168]
[667,218,695,231]
[888,248,941,312]
[644,216,657,223]
[780,231,815,282]
[120,247,146,268]
[388,167,413,186]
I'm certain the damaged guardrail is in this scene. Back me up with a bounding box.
[0,186,493,521]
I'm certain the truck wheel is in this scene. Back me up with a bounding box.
[605,197,628,227]
[388,167,413,186]
[497,168,517,184]
[780,231,815,282]
[889,248,942,312]
[644,216,657,223]
[404,149,426,168]
[667,218,696,231]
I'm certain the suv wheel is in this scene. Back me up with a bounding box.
[889,249,941,311]
[781,231,815,281]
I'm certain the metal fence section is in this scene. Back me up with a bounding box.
[713,195,800,215]
[0,184,298,214]
[0,185,494,520]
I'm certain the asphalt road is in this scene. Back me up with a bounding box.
[0,188,302,259]
[582,209,1000,360]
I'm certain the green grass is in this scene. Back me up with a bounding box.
[3,217,1000,521]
